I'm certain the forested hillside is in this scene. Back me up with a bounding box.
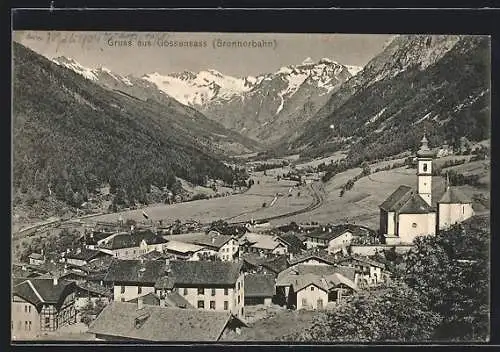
[281,35,490,163]
[12,42,244,214]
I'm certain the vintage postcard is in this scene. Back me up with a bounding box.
[11,31,490,343]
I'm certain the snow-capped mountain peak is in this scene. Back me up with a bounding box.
[301,57,315,65]
[52,56,99,81]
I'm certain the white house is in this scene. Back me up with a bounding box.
[437,187,474,230]
[304,227,353,253]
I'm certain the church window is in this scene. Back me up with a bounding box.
[423,163,428,172]
[412,223,417,228]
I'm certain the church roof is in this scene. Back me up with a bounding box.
[379,185,413,212]
[438,187,472,204]
[398,194,435,214]
[380,185,434,214]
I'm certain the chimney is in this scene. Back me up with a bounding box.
[137,297,144,310]
[53,276,58,286]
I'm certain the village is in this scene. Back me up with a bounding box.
[11,135,485,342]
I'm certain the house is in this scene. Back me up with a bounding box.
[163,240,212,261]
[74,281,111,310]
[245,221,271,233]
[379,135,475,245]
[63,248,111,267]
[137,250,171,261]
[437,186,474,230]
[275,265,357,310]
[126,291,193,309]
[336,255,388,287]
[81,231,116,249]
[278,233,307,255]
[88,301,247,342]
[103,259,169,302]
[187,232,239,262]
[244,274,275,306]
[99,230,168,259]
[288,251,339,268]
[163,261,246,318]
[241,253,289,276]
[12,278,77,339]
[240,233,289,256]
[304,226,353,253]
[28,252,45,266]
[12,264,41,279]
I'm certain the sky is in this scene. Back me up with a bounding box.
[13,31,394,77]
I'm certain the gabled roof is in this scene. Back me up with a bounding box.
[288,251,338,266]
[291,272,358,293]
[75,281,111,297]
[244,274,275,298]
[277,264,356,287]
[170,261,242,287]
[192,234,233,250]
[88,302,245,341]
[127,292,160,306]
[128,291,193,309]
[103,260,167,285]
[304,226,353,241]
[438,187,472,204]
[13,278,76,309]
[164,240,205,254]
[398,193,435,214]
[379,185,414,212]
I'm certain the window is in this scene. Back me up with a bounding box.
[25,321,28,331]
[238,295,240,304]
[197,300,205,309]
[29,321,32,331]
[237,282,240,290]
[138,286,142,294]
[311,286,315,291]
[11,321,13,330]
[45,317,50,328]
[28,306,31,313]
[183,288,188,296]
[224,301,229,310]
[302,298,308,307]
[210,301,216,309]
[211,288,216,296]
[121,298,125,302]
[423,163,428,172]
[198,288,205,295]
[412,223,417,228]
[241,307,244,316]
[224,288,229,296]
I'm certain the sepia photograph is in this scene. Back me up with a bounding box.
[11,30,490,343]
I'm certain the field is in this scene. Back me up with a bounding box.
[84,175,312,225]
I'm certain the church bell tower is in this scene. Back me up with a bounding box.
[416,135,434,206]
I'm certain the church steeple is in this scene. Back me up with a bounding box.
[416,134,434,206]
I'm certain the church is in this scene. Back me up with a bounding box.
[379,135,474,245]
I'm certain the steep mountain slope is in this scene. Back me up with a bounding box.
[284,35,490,162]
[143,58,358,144]
[12,42,243,211]
[51,57,261,155]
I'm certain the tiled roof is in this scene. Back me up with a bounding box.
[13,278,76,309]
[398,194,434,214]
[192,234,233,250]
[291,272,358,293]
[103,260,167,285]
[244,274,275,298]
[170,261,242,287]
[88,302,243,341]
[277,264,356,287]
[379,185,414,212]
[438,187,472,204]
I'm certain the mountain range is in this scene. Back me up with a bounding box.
[52,56,362,145]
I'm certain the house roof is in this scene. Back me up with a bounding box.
[83,231,115,245]
[88,302,244,341]
[438,187,472,204]
[164,240,205,254]
[192,234,233,250]
[380,185,435,214]
[126,291,193,309]
[12,264,41,279]
[277,264,356,287]
[209,225,248,237]
[278,234,306,254]
[154,276,175,290]
[138,250,170,261]
[103,260,167,285]
[242,254,288,275]
[242,233,287,250]
[288,251,338,266]
[13,278,76,309]
[244,274,275,298]
[169,261,242,287]
[28,253,44,260]
[126,292,160,306]
[291,272,358,293]
[66,248,109,261]
[103,231,167,250]
[75,281,111,297]
[304,226,352,241]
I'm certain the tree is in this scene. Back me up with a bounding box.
[80,298,95,326]
[94,297,107,316]
[282,282,441,342]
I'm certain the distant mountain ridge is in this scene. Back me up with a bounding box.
[282,35,490,162]
[52,56,362,145]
